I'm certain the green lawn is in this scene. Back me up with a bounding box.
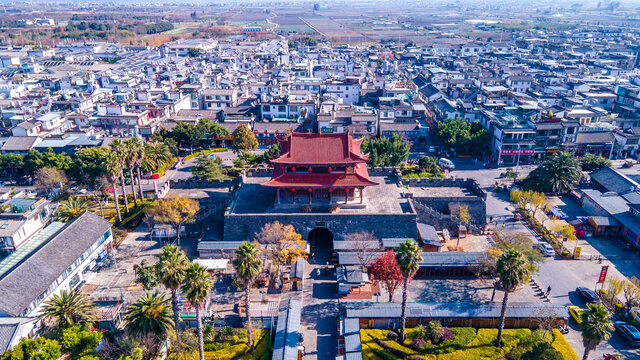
[360,328,579,360]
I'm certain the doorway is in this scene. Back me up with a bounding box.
[308,227,333,264]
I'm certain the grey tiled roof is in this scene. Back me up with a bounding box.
[0,212,112,317]
[345,302,568,320]
[272,299,302,360]
[0,136,39,152]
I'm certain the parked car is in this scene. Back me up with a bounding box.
[630,307,640,323]
[614,321,640,347]
[576,287,601,303]
[568,306,585,324]
[438,158,455,170]
[208,153,217,159]
[536,242,555,257]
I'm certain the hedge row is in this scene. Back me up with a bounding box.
[202,329,267,360]
[361,328,578,360]
[183,148,228,162]
[551,329,580,360]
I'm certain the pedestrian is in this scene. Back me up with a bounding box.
[546,286,551,297]
[489,216,493,223]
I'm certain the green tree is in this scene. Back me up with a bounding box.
[133,259,160,291]
[231,124,258,154]
[56,197,89,221]
[71,147,110,185]
[233,242,263,348]
[522,341,563,360]
[187,48,201,57]
[170,122,201,153]
[579,153,611,172]
[125,291,174,336]
[182,263,213,360]
[504,167,519,183]
[1,337,61,360]
[192,156,224,181]
[580,303,614,360]
[157,245,190,330]
[395,240,422,341]
[361,135,410,167]
[0,153,25,178]
[522,152,582,193]
[495,249,531,347]
[59,326,102,357]
[263,143,281,164]
[417,156,441,173]
[435,119,491,155]
[39,289,97,329]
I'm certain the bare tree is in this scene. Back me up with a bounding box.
[347,231,381,268]
[535,307,561,341]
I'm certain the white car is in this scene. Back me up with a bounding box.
[536,242,555,256]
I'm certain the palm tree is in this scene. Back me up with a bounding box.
[125,291,174,336]
[110,139,130,213]
[56,197,89,221]
[39,289,96,328]
[157,245,189,331]
[525,152,581,193]
[495,249,531,347]
[143,141,172,173]
[182,263,212,360]
[232,242,262,348]
[395,239,422,342]
[124,138,143,206]
[106,151,123,222]
[580,303,614,360]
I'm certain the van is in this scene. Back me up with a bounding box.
[438,158,455,170]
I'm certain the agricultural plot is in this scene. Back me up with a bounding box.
[302,16,366,42]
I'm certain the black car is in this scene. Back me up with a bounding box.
[576,287,600,303]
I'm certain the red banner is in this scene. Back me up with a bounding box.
[500,149,535,155]
[597,265,609,283]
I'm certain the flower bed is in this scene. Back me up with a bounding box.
[360,327,578,360]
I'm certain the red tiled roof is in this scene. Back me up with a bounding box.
[272,132,368,165]
[262,172,378,188]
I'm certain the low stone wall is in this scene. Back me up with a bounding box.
[400,177,486,199]
[170,178,238,189]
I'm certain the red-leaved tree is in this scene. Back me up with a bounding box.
[370,250,405,302]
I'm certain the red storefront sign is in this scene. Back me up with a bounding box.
[597,265,609,283]
[500,149,535,155]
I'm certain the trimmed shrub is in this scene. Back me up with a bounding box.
[599,288,607,295]
[561,250,569,257]
[372,348,400,360]
[387,331,399,341]
[534,220,541,227]
[615,303,624,311]
[409,338,428,352]
[551,329,580,360]
[507,346,527,360]
[374,338,408,358]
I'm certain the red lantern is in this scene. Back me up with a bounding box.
[328,167,332,172]
[345,188,350,192]
[308,188,312,192]
[291,188,296,192]
[308,167,312,172]
[328,188,333,193]
[292,167,296,172]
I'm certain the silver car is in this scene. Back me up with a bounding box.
[536,242,555,256]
